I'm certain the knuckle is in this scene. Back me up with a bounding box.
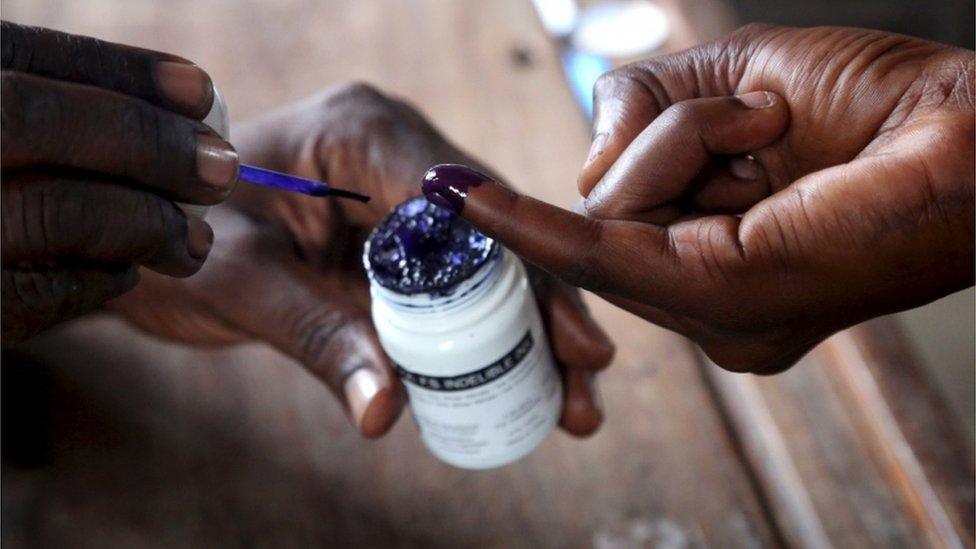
[284,306,360,374]
[581,190,628,221]
[116,99,163,177]
[341,81,383,99]
[660,100,699,127]
[133,192,185,259]
[593,66,647,102]
[325,81,388,108]
[561,260,598,291]
[24,180,185,263]
[593,70,623,95]
[318,82,403,143]
[705,337,803,374]
[0,72,25,133]
[45,182,96,255]
[733,22,779,41]
[2,266,136,341]
[559,222,610,291]
[1,22,19,68]
[1,73,60,148]
[2,268,66,339]
[0,180,72,260]
[0,183,29,257]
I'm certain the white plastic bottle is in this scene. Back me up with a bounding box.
[364,197,562,469]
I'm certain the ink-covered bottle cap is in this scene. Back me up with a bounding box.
[363,196,500,310]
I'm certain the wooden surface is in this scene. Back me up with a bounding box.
[2,1,972,548]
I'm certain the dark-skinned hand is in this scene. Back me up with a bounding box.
[1,22,239,342]
[111,83,614,437]
[421,25,974,374]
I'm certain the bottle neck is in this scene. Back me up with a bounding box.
[370,250,506,315]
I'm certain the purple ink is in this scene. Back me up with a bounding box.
[239,164,370,202]
[421,164,491,213]
[364,196,498,295]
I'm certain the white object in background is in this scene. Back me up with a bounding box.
[177,85,230,219]
[572,0,670,58]
[368,249,563,470]
[531,0,580,37]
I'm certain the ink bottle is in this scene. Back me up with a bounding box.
[364,196,562,469]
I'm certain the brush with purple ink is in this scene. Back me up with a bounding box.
[238,164,370,202]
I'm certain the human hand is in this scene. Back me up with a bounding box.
[1,22,239,342]
[112,84,613,437]
[420,25,974,374]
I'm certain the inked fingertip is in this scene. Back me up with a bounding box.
[421,163,491,214]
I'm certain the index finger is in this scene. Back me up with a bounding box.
[421,163,686,304]
[2,21,213,118]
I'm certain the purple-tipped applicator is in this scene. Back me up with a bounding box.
[238,164,370,202]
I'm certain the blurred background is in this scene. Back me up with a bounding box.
[730,0,974,48]
[2,0,973,547]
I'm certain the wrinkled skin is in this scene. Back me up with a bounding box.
[427,25,974,374]
[111,84,614,438]
[1,22,239,342]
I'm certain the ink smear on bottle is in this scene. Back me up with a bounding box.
[364,196,562,470]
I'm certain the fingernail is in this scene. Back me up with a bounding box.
[186,216,214,260]
[585,132,607,163]
[736,90,775,109]
[729,156,762,180]
[344,368,386,432]
[421,163,491,214]
[196,133,239,192]
[156,61,213,111]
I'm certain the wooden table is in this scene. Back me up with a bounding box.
[2,1,972,547]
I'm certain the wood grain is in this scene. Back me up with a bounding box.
[704,316,974,548]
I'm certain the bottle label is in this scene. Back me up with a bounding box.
[394,332,533,391]
[394,329,561,465]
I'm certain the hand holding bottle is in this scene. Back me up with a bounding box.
[113,83,613,437]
